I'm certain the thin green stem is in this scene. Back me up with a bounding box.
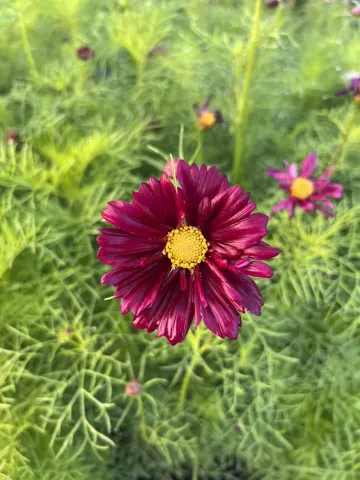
[232,0,262,184]
[177,355,197,413]
[192,452,199,480]
[179,124,184,159]
[176,331,212,413]
[137,397,148,442]
[16,1,38,78]
[331,104,356,167]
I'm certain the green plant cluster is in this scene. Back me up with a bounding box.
[1,0,360,479]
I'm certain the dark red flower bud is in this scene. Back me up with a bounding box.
[76,46,95,61]
[265,0,280,7]
[148,45,167,57]
[5,130,22,150]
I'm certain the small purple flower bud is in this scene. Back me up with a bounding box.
[148,45,167,57]
[76,46,95,61]
[265,0,280,7]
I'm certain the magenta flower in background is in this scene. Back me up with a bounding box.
[336,73,360,101]
[193,96,224,129]
[266,152,343,218]
[352,6,360,17]
[97,161,279,345]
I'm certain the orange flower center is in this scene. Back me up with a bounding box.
[163,226,208,271]
[290,177,314,200]
[199,111,216,128]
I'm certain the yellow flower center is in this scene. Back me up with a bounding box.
[163,226,209,271]
[199,111,216,128]
[290,177,314,200]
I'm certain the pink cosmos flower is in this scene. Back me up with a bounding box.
[266,152,343,218]
[97,161,279,346]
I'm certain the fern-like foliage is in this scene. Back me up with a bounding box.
[1,0,360,479]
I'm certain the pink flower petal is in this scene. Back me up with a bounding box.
[270,198,295,217]
[265,168,292,189]
[300,151,318,178]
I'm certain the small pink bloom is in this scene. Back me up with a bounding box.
[266,152,343,218]
[352,7,360,17]
[97,161,279,345]
[164,158,181,178]
[125,379,142,396]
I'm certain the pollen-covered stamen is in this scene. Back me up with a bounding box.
[199,111,216,128]
[163,225,209,271]
[290,177,314,200]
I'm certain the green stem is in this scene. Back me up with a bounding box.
[232,0,262,184]
[331,104,356,167]
[16,1,38,78]
[177,332,212,413]
[137,397,148,442]
[177,356,197,413]
[192,452,199,480]
[179,124,184,159]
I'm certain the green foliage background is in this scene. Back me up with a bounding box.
[1,0,360,478]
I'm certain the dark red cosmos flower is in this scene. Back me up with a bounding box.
[76,46,95,61]
[193,96,224,129]
[97,161,279,345]
[266,152,343,218]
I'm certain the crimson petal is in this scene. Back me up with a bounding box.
[101,256,170,315]
[133,270,194,346]
[176,161,230,226]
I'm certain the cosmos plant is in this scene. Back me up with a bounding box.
[97,161,279,345]
[2,1,360,479]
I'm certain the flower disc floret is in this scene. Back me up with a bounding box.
[290,178,314,200]
[164,225,208,271]
[199,111,216,128]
